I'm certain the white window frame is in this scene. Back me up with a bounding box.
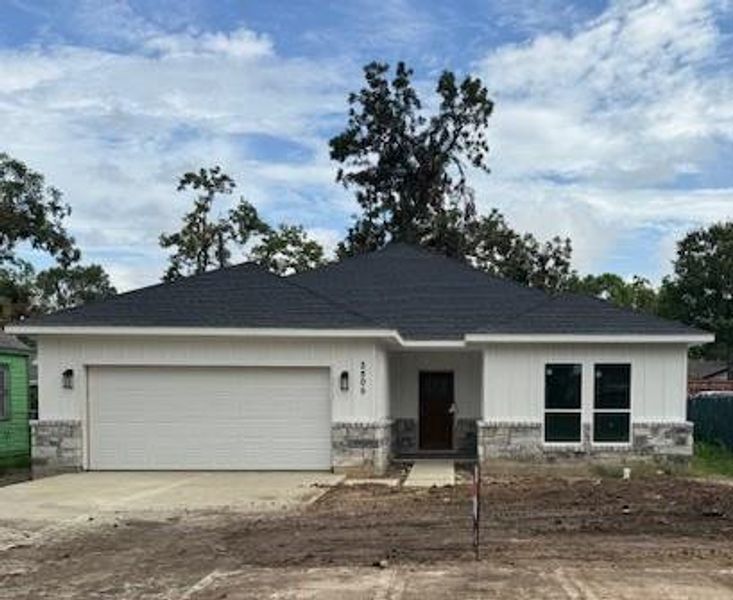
[592,363,632,446]
[543,363,583,446]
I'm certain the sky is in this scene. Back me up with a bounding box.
[1,0,732,291]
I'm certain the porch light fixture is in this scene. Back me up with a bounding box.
[339,371,349,392]
[62,368,74,390]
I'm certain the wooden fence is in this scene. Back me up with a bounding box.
[688,379,733,396]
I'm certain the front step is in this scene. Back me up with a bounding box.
[403,459,455,487]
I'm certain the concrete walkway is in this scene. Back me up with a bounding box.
[403,460,455,487]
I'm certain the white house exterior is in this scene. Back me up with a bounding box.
[8,244,712,474]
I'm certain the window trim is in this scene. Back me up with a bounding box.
[591,363,632,446]
[543,363,583,446]
[0,363,9,421]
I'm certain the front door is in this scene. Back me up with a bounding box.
[419,371,454,450]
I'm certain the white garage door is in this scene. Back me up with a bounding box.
[88,366,331,470]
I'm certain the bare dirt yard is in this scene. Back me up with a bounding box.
[2,473,733,598]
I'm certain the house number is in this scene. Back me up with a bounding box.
[360,361,367,395]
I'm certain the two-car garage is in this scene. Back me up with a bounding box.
[87,366,332,470]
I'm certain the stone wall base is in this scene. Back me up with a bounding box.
[332,421,391,475]
[391,418,477,456]
[478,421,694,467]
[31,420,83,472]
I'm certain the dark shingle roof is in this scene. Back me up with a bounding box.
[291,243,546,339]
[0,332,30,354]
[19,263,378,330]
[291,243,704,339]
[16,242,708,340]
[688,359,730,380]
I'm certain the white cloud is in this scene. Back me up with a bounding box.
[473,0,733,277]
[2,0,732,292]
[0,19,354,290]
[143,27,274,59]
[474,176,733,276]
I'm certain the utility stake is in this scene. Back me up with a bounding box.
[472,462,481,560]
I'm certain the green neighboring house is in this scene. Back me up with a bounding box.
[0,332,30,469]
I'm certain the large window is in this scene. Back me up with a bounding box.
[0,365,8,420]
[594,364,631,443]
[545,364,582,443]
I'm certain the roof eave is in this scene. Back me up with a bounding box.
[0,346,31,355]
[464,333,715,345]
[4,325,402,341]
[7,325,715,348]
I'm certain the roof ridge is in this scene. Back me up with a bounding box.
[278,274,388,330]
[292,241,550,299]
[289,243,398,280]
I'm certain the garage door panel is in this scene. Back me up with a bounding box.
[88,366,331,470]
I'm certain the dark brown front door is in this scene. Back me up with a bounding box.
[419,371,454,450]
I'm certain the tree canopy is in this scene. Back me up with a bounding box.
[0,153,117,323]
[159,167,270,281]
[0,152,79,267]
[329,61,573,291]
[34,264,116,313]
[160,167,325,280]
[658,222,733,367]
[250,224,326,276]
[567,272,658,313]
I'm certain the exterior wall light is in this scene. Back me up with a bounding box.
[339,371,349,392]
[62,368,74,390]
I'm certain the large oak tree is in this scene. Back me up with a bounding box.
[329,62,573,291]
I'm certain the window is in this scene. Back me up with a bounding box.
[0,365,8,420]
[545,364,582,443]
[594,364,631,443]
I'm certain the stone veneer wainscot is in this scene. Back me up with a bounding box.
[477,421,694,465]
[31,420,83,471]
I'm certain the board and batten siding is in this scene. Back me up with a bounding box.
[0,353,30,468]
[389,351,482,419]
[36,335,390,425]
[482,343,689,424]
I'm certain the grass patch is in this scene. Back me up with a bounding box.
[692,442,733,478]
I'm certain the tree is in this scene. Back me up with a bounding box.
[568,273,658,312]
[250,224,326,276]
[0,153,79,268]
[0,152,117,321]
[34,264,117,312]
[330,62,573,291]
[658,222,733,373]
[467,210,574,292]
[160,167,327,279]
[0,261,35,324]
[330,61,492,257]
[159,167,269,281]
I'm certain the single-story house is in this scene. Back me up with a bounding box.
[0,332,31,469]
[7,243,713,473]
[689,359,731,381]
[688,359,733,395]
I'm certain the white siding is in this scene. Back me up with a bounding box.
[389,351,482,419]
[482,344,689,423]
[37,335,390,425]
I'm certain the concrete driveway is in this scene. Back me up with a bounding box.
[0,471,343,526]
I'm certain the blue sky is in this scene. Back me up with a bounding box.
[2,0,732,290]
